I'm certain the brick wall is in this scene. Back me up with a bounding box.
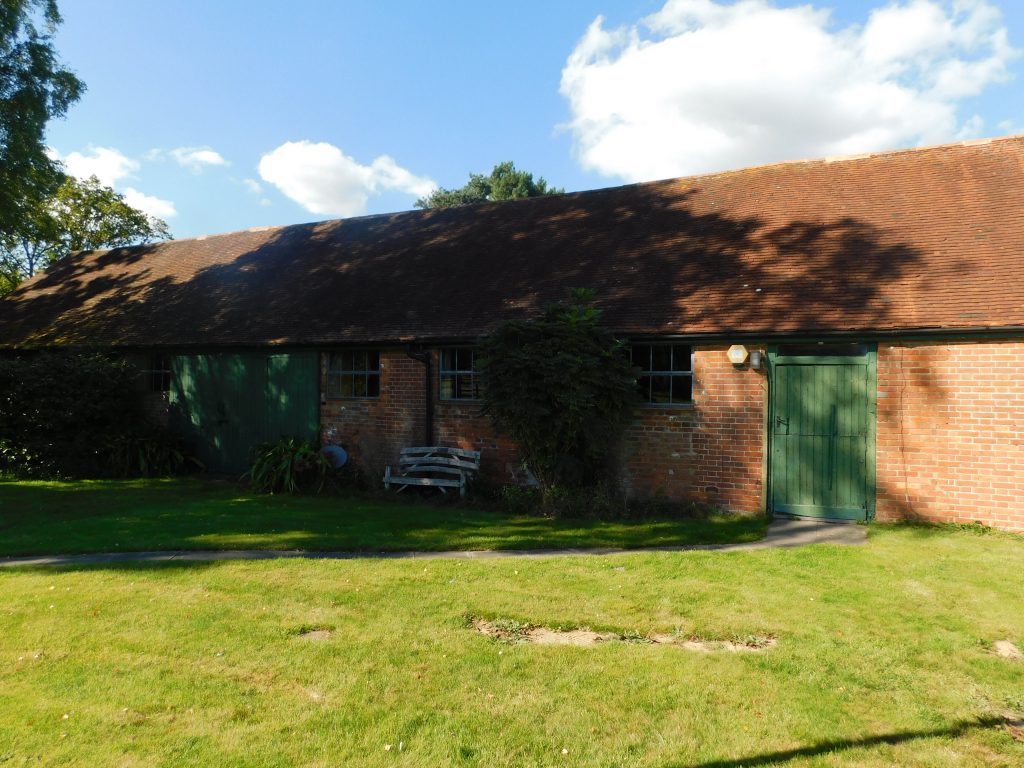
[319,349,518,482]
[320,350,425,475]
[877,340,1024,531]
[318,345,767,508]
[618,345,767,513]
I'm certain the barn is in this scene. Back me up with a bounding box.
[1,135,1022,530]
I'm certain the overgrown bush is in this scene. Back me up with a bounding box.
[246,437,332,494]
[104,426,205,478]
[0,351,141,477]
[478,289,638,493]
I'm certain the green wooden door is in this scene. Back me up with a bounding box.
[769,348,875,520]
[169,351,318,474]
[265,353,319,443]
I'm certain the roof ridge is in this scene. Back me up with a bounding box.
[65,132,1024,253]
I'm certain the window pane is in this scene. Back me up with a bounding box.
[672,375,693,403]
[672,345,692,372]
[441,349,457,371]
[458,348,473,371]
[454,374,473,398]
[367,351,380,371]
[631,345,651,371]
[440,375,454,399]
[366,374,380,397]
[651,345,672,372]
[650,375,671,403]
[352,375,366,397]
[637,375,651,401]
[339,375,354,397]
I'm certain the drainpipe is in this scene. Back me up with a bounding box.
[405,345,434,446]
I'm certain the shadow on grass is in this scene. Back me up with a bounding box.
[0,478,768,556]
[676,716,1008,768]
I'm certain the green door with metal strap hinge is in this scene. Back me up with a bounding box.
[769,344,876,521]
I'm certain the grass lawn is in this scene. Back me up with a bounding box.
[0,525,1020,766]
[0,478,767,556]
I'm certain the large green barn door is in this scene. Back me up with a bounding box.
[265,353,319,443]
[769,346,875,521]
[169,351,318,474]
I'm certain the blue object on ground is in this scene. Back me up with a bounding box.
[322,444,348,469]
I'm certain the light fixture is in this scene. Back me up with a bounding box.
[727,344,749,365]
[749,350,762,369]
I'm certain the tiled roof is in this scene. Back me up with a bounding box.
[2,136,1023,348]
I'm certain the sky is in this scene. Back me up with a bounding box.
[45,0,1024,239]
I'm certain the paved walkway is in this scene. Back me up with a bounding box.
[0,518,866,569]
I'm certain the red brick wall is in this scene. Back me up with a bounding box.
[618,345,767,513]
[319,349,518,482]
[877,340,1024,531]
[319,345,767,507]
[320,350,425,475]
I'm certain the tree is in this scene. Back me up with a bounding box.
[415,161,564,209]
[0,175,171,292]
[1,0,85,237]
[478,289,638,492]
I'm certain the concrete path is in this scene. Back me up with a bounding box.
[0,517,866,569]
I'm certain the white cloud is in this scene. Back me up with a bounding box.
[257,140,436,217]
[560,0,1020,181]
[51,146,176,218]
[121,187,178,219]
[167,146,228,172]
[59,146,139,187]
[242,178,263,194]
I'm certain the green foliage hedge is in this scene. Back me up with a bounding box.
[0,351,195,477]
[478,289,638,493]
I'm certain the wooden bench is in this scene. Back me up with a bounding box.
[383,446,482,498]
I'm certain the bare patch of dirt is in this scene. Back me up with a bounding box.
[296,629,333,641]
[471,617,775,651]
[994,640,1022,660]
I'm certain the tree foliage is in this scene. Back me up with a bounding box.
[415,161,564,209]
[478,289,638,491]
[0,175,171,293]
[1,0,84,237]
[0,351,198,478]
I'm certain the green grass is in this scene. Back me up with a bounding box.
[0,525,1020,766]
[0,478,766,556]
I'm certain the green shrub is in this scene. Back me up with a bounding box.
[104,426,205,478]
[246,437,331,494]
[0,351,140,477]
[478,289,638,491]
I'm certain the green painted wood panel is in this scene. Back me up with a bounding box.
[769,353,875,520]
[169,351,318,474]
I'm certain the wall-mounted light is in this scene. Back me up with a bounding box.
[749,350,762,370]
[727,344,749,365]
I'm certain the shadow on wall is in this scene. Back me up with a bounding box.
[0,186,959,510]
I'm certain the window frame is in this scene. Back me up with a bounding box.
[438,346,481,402]
[145,354,172,393]
[631,342,695,407]
[325,349,382,400]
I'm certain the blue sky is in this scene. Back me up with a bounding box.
[46,0,1024,239]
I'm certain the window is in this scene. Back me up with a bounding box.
[327,351,380,398]
[440,348,481,400]
[631,343,693,405]
[147,355,172,393]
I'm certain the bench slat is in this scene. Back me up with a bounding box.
[401,446,480,460]
[399,456,479,471]
[384,476,462,488]
[397,465,467,477]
